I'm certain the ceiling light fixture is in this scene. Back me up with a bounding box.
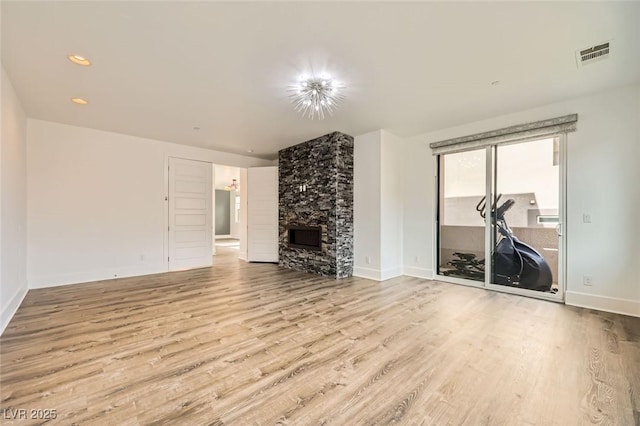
[224,179,239,192]
[288,73,345,120]
[71,98,88,105]
[68,55,91,66]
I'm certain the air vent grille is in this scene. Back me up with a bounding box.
[576,42,610,67]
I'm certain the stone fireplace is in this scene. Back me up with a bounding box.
[278,131,354,278]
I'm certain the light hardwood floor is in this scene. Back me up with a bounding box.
[1,248,639,425]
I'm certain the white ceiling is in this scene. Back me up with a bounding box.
[2,1,639,159]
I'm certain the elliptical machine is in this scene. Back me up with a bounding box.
[444,195,554,292]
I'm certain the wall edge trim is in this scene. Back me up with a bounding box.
[0,283,28,336]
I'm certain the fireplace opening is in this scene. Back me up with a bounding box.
[288,226,322,251]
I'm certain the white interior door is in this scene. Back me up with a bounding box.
[247,166,279,262]
[169,157,213,271]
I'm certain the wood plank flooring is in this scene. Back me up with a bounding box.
[1,247,639,425]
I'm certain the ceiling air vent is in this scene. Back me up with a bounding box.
[576,42,610,67]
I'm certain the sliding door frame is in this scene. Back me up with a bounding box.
[433,134,567,303]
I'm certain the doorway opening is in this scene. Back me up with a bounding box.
[213,165,245,257]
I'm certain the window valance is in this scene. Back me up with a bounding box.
[429,114,578,155]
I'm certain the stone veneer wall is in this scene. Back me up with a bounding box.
[278,131,354,278]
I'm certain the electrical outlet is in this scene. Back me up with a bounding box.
[583,213,592,223]
[583,275,593,286]
[414,256,419,264]
[139,254,145,261]
[365,256,371,265]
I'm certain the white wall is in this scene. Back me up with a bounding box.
[353,130,404,281]
[354,130,382,278]
[1,66,28,334]
[380,131,404,278]
[27,119,270,288]
[403,84,640,317]
[402,136,434,280]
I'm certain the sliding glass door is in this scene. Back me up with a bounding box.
[437,149,486,283]
[488,138,562,295]
[436,136,565,301]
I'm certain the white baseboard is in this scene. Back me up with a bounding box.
[380,267,403,281]
[353,266,403,281]
[353,266,382,281]
[29,263,167,289]
[1,282,28,336]
[403,266,434,280]
[238,251,247,261]
[566,291,640,318]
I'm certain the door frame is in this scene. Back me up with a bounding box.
[433,134,567,303]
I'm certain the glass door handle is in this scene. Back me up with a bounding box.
[555,223,563,236]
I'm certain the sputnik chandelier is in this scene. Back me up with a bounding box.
[224,179,239,191]
[289,74,345,120]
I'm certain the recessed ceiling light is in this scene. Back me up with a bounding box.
[247,149,254,153]
[68,55,91,66]
[71,98,88,105]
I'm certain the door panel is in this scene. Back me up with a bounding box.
[169,158,213,271]
[175,230,207,243]
[176,198,206,210]
[175,214,206,226]
[247,166,278,262]
[489,138,560,294]
[437,149,487,282]
[175,181,206,193]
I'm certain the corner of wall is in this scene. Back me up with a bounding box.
[1,65,29,335]
[0,284,28,335]
[353,266,403,282]
[353,266,382,281]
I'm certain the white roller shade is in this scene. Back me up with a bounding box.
[429,114,578,155]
